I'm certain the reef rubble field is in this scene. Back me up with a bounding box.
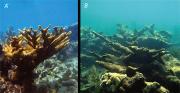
[81,24,180,93]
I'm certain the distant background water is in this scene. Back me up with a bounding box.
[81,0,180,41]
[0,0,78,39]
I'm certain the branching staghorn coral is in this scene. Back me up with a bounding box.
[91,31,133,55]
[0,25,71,93]
[81,25,180,93]
[115,24,172,49]
[91,30,180,93]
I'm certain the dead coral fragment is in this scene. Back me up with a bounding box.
[144,82,169,93]
[100,72,169,93]
[100,72,126,92]
[92,31,133,54]
[0,25,71,93]
[96,61,126,73]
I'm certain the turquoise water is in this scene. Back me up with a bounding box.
[81,0,180,40]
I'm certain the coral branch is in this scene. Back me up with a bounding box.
[96,61,126,73]
[91,31,133,54]
[0,25,71,93]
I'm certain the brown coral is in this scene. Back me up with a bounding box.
[91,30,180,93]
[0,25,71,93]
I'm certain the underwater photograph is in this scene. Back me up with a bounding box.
[81,0,180,93]
[0,0,78,93]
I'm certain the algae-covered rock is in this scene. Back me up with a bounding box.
[100,72,126,93]
[118,72,146,93]
[144,82,169,93]
[99,71,169,93]
[162,54,180,78]
[81,25,180,93]
[171,66,180,78]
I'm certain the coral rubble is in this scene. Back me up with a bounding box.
[0,25,71,93]
[35,57,78,93]
[81,24,180,93]
[100,70,169,93]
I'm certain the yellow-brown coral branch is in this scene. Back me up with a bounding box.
[0,25,71,93]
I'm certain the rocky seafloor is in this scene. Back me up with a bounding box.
[80,24,180,93]
[35,41,78,93]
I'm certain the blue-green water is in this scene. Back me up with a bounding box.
[81,0,180,40]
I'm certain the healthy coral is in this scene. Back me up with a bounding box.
[0,25,71,93]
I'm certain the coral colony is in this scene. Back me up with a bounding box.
[81,24,180,93]
[0,25,71,93]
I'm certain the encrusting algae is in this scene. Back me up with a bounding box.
[0,25,71,93]
[80,24,180,93]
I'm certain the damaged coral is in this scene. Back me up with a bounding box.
[80,24,180,93]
